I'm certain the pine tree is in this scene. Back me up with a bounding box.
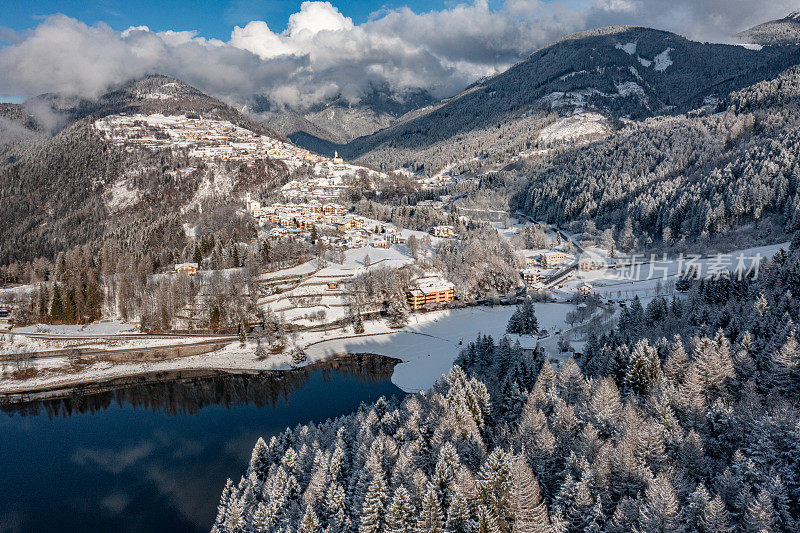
[624,339,661,396]
[445,489,474,533]
[638,472,681,533]
[507,299,538,335]
[224,497,247,533]
[353,312,365,334]
[324,483,347,531]
[299,505,321,533]
[701,494,733,533]
[744,489,776,533]
[431,442,459,509]
[254,339,267,360]
[387,298,409,328]
[50,282,63,321]
[477,448,512,528]
[418,485,444,533]
[359,470,388,533]
[769,333,798,394]
[475,504,499,533]
[510,456,550,532]
[252,502,269,532]
[683,483,710,525]
[386,486,415,533]
[239,323,247,345]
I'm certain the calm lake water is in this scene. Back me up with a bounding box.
[0,356,402,532]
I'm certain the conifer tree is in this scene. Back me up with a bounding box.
[638,472,681,533]
[50,282,63,321]
[418,486,444,533]
[299,505,321,533]
[744,489,776,533]
[701,494,733,533]
[511,456,550,532]
[359,470,388,533]
[386,486,415,533]
[445,489,474,533]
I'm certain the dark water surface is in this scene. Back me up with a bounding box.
[0,356,402,532]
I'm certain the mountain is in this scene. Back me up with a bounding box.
[325,26,800,176]
[258,86,435,148]
[512,63,800,248]
[0,103,44,155]
[736,11,800,46]
[0,76,306,265]
[27,75,280,139]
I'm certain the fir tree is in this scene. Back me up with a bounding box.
[701,494,733,533]
[510,456,550,532]
[637,472,682,533]
[385,486,415,533]
[359,470,389,533]
[299,505,321,533]
[507,299,539,335]
[50,283,63,321]
[417,486,444,533]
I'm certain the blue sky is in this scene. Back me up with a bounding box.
[2,0,507,40]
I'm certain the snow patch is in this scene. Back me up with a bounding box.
[105,180,141,213]
[653,48,674,71]
[616,81,645,97]
[638,56,652,67]
[536,112,611,144]
[615,42,637,55]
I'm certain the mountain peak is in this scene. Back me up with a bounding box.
[24,74,281,139]
[736,12,800,45]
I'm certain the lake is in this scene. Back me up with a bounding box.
[0,355,403,532]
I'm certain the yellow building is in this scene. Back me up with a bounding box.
[175,262,199,276]
[407,280,455,310]
[541,251,566,267]
[336,217,364,232]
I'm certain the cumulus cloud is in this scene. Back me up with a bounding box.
[0,0,792,109]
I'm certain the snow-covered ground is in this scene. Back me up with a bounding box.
[551,242,788,303]
[299,303,575,392]
[12,320,139,336]
[536,112,610,144]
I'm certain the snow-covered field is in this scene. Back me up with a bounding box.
[304,303,574,392]
[12,320,139,336]
[536,112,610,144]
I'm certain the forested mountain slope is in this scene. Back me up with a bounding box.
[513,65,800,247]
[0,77,293,265]
[327,26,800,176]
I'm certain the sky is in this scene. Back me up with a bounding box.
[0,0,796,108]
[2,1,491,41]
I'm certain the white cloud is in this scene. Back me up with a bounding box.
[0,0,793,109]
[286,1,354,37]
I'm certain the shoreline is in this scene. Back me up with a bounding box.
[0,305,566,397]
[0,352,402,404]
